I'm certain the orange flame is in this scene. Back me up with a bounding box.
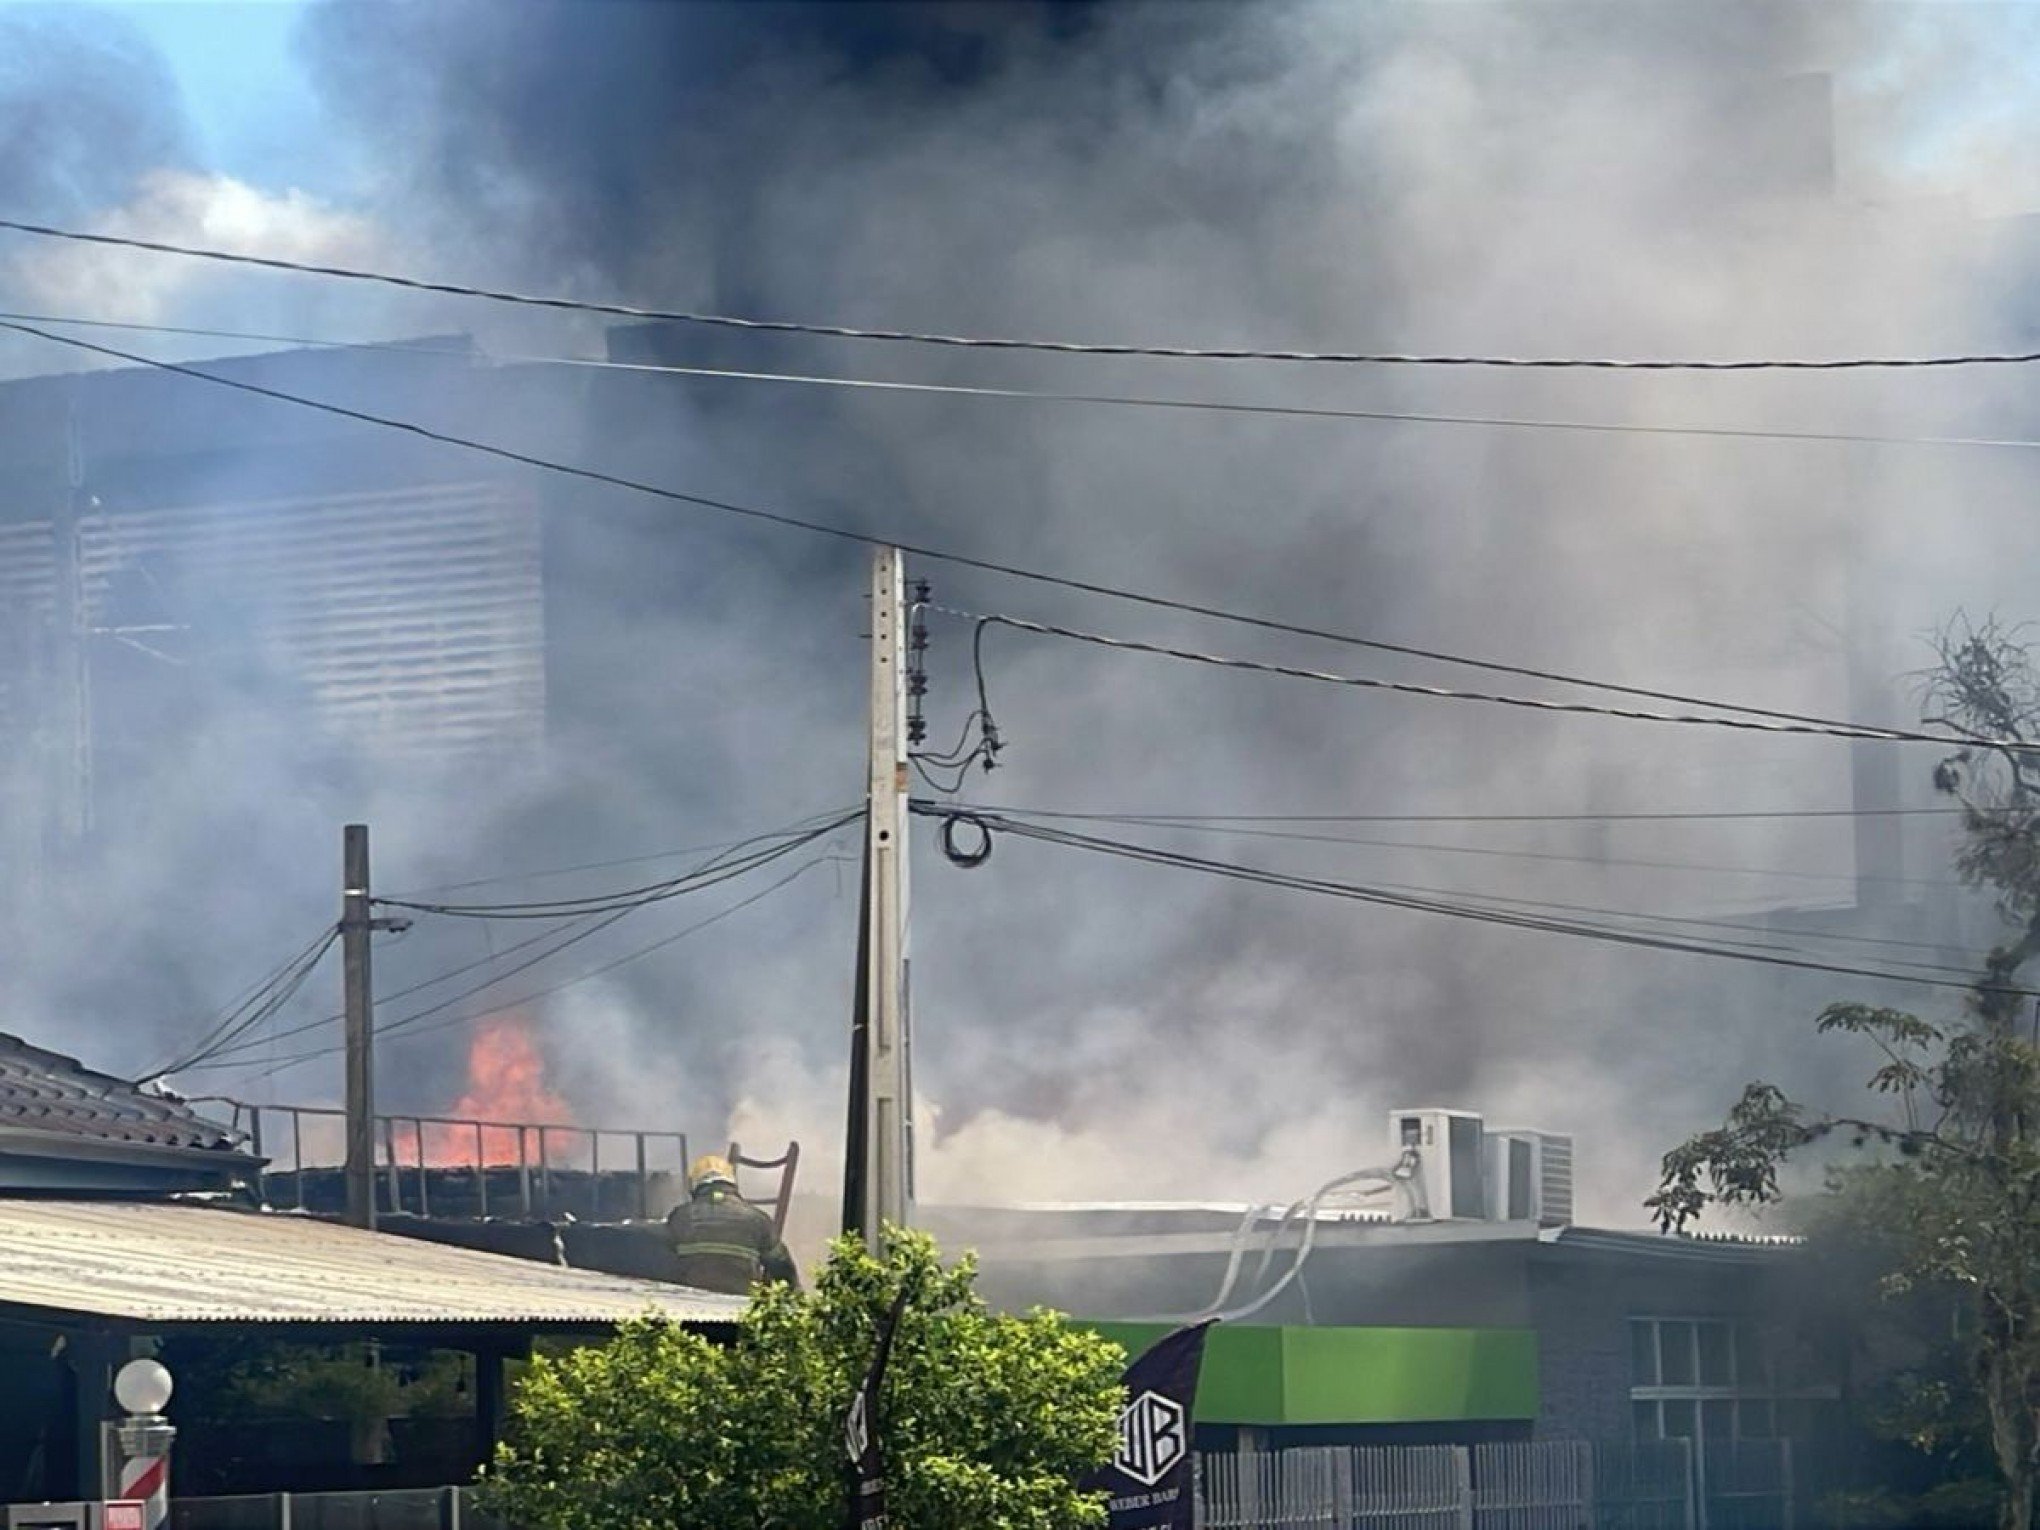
[426,1014,577,1166]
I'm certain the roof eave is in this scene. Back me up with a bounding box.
[0,1123,260,1173]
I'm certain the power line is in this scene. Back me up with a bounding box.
[215,852,845,1083]
[384,809,859,897]
[20,309,2040,455]
[942,606,1982,749]
[377,853,849,1045]
[951,803,1964,824]
[6,217,2040,370]
[947,803,1979,957]
[376,811,861,920]
[0,318,1982,741]
[188,914,595,1069]
[948,802,1969,897]
[193,813,858,1068]
[922,806,2036,999]
[192,813,861,1069]
[151,926,339,1079]
[148,924,338,1077]
[958,804,1966,892]
[191,909,625,1072]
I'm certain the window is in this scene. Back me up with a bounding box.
[1735,1324,1769,1392]
[1697,1322,1733,1387]
[1629,1318,1777,1451]
[1630,1320,1659,1387]
[1659,1321,1697,1385]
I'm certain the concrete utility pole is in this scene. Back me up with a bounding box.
[341,823,380,1229]
[850,547,914,1247]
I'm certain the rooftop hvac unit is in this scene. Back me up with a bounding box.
[1389,1108,1486,1220]
[1484,1128,1575,1227]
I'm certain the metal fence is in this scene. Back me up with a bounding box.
[1596,1440,1696,1530]
[97,1438,1784,1530]
[1200,1442,1470,1528]
[1473,1441,1595,1530]
[1699,1441,1795,1530]
[169,1488,503,1530]
[1195,1438,1787,1530]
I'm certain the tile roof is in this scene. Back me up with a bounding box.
[0,1035,245,1154]
[0,1199,744,1327]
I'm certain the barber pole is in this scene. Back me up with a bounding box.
[117,1451,168,1530]
[111,1359,177,1530]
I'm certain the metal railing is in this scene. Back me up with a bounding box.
[1194,1437,1766,1530]
[197,1099,689,1224]
[168,1487,506,1529]
[32,1437,1768,1530]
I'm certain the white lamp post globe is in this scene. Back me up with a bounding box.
[113,1358,174,1416]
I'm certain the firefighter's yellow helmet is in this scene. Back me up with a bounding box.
[688,1154,737,1192]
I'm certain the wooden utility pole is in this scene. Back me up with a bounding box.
[341,823,377,1229]
[848,548,914,1247]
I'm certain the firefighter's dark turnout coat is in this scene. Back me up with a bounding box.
[664,1181,800,1294]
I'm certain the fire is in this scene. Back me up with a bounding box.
[426,1013,578,1166]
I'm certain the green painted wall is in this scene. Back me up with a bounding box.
[1089,1322,1538,1427]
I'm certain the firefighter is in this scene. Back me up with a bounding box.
[664,1153,800,1293]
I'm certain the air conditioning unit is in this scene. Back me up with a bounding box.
[1484,1128,1574,1227]
[1389,1108,1486,1220]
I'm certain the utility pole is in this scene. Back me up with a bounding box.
[341,823,401,1230]
[846,547,913,1247]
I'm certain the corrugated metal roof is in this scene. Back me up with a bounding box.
[0,1200,745,1326]
[1549,1226,1802,1262]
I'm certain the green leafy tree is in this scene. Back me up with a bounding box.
[479,1226,1124,1530]
[1651,618,2040,1530]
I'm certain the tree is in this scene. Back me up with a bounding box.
[1652,617,2040,1530]
[478,1226,1124,1530]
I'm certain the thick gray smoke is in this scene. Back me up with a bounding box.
[0,5,193,221]
[6,1,2040,1236]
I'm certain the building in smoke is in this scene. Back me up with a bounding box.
[928,1105,1835,1526]
[0,338,548,842]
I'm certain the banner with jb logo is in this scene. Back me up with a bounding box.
[1083,1319,1216,1530]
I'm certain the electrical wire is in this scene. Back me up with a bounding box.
[376,810,861,919]
[25,308,2040,455]
[0,318,1952,736]
[955,805,1968,893]
[211,851,846,1084]
[911,754,980,796]
[147,924,338,1078]
[946,803,1966,828]
[376,852,849,1045]
[8,218,2040,370]
[188,813,860,1069]
[931,801,1980,960]
[936,606,1987,749]
[920,805,2040,998]
[150,926,339,1079]
[184,913,600,1069]
[375,800,1967,914]
[1327,871,1981,972]
[386,816,855,897]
